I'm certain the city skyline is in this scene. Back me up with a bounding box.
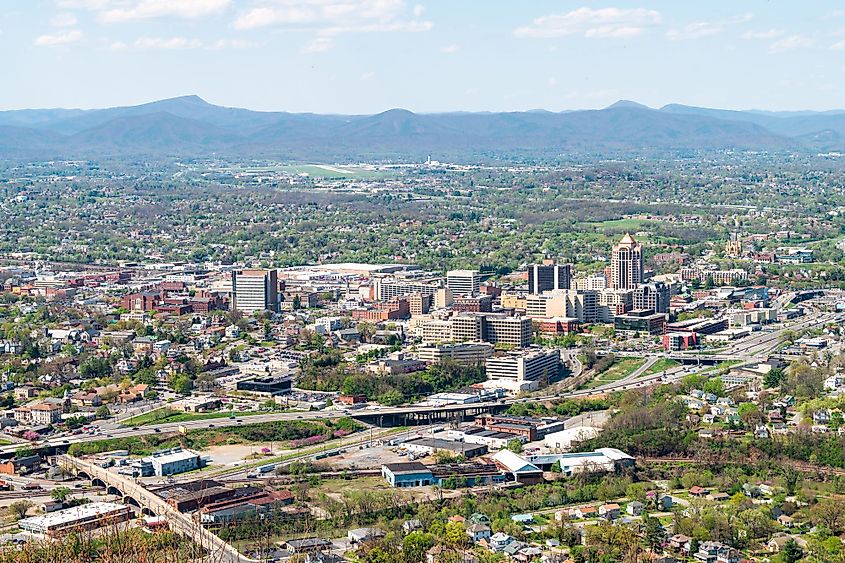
[6,1,845,113]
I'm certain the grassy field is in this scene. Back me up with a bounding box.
[583,357,645,389]
[639,358,681,378]
[70,418,362,458]
[120,408,272,427]
[579,218,655,232]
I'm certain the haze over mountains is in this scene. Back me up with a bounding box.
[2,95,845,161]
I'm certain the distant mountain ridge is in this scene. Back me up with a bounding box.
[1,95,844,160]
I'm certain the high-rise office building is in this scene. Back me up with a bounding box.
[611,233,643,290]
[446,270,480,296]
[527,263,572,294]
[633,282,670,314]
[232,269,279,314]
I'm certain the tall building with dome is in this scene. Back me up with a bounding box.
[610,233,643,290]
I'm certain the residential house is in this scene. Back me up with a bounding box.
[777,514,795,528]
[626,501,644,516]
[402,519,422,534]
[466,523,491,543]
[599,503,621,520]
[489,532,514,552]
[768,535,808,553]
[348,528,385,545]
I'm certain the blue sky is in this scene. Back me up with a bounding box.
[4,1,845,113]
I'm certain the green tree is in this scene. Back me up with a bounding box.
[402,532,434,563]
[781,539,803,563]
[444,521,467,548]
[51,486,72,503]
[95,405,111,419]
[764,367,786,388]
[643,514,666,549]
[8,500,32,520]
[507,439,523,454]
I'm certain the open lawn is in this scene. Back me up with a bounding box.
[639,358,681,378]
[583,357,645,389]
[120,408,273,426]
[579,218,655,232]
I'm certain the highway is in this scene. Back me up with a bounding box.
[2,311,832,458]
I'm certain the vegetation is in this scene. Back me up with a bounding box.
[298,360,485,405]
[68,418,361,456]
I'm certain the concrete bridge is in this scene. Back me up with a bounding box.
[55,455,252,563]
[349,400,510,426]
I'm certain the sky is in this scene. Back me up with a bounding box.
[4,1,845,113]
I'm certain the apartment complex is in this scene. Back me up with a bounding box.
[419,314,532,348]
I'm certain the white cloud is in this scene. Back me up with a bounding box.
[207,38,256,50]
[513,7,661,39]
[831,39,845,50]
[548,77,557,87]
[666,22,721,40]
[34,29,84,46]
[134,36,203,49]
[742,29,785,40]
[51,13,79,27]
[67,0,231,23]
[108,40,128,50]
[302,36,333,53]
[666,13,752,41]
[768,34,813,54]
[439,44,459,54]
[233,0,432,39]
[360,71,375,81]
[57,0,111,8]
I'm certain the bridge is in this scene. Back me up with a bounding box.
[349,401,509,426]
[55,455,252,563]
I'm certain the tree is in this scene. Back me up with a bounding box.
[809,498,845,534]
[764,367,786,388]
[781,539,803,563]
[402,532,434,563]
[51,486,72,503]
[444,521,467,548]
[738,402,762,427]
[702,377,725,397]
[506,439,523,454]
[782,467,802,496]
[643,514,666,549]
[171,373,193,395]
[8,500,32,520]
[95,405,111,419]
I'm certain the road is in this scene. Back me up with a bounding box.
[2,311,832,458]
[57,455,253,563]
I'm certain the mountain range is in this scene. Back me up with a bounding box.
[2,95,845,161]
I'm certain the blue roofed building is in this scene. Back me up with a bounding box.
[381,462,434,487]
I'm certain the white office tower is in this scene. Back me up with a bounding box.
[232,269,279,313]
[446,270,480,296]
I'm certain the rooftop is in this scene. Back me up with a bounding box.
[19,502,128,530]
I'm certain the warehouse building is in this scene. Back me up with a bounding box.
[18,502,132,537]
